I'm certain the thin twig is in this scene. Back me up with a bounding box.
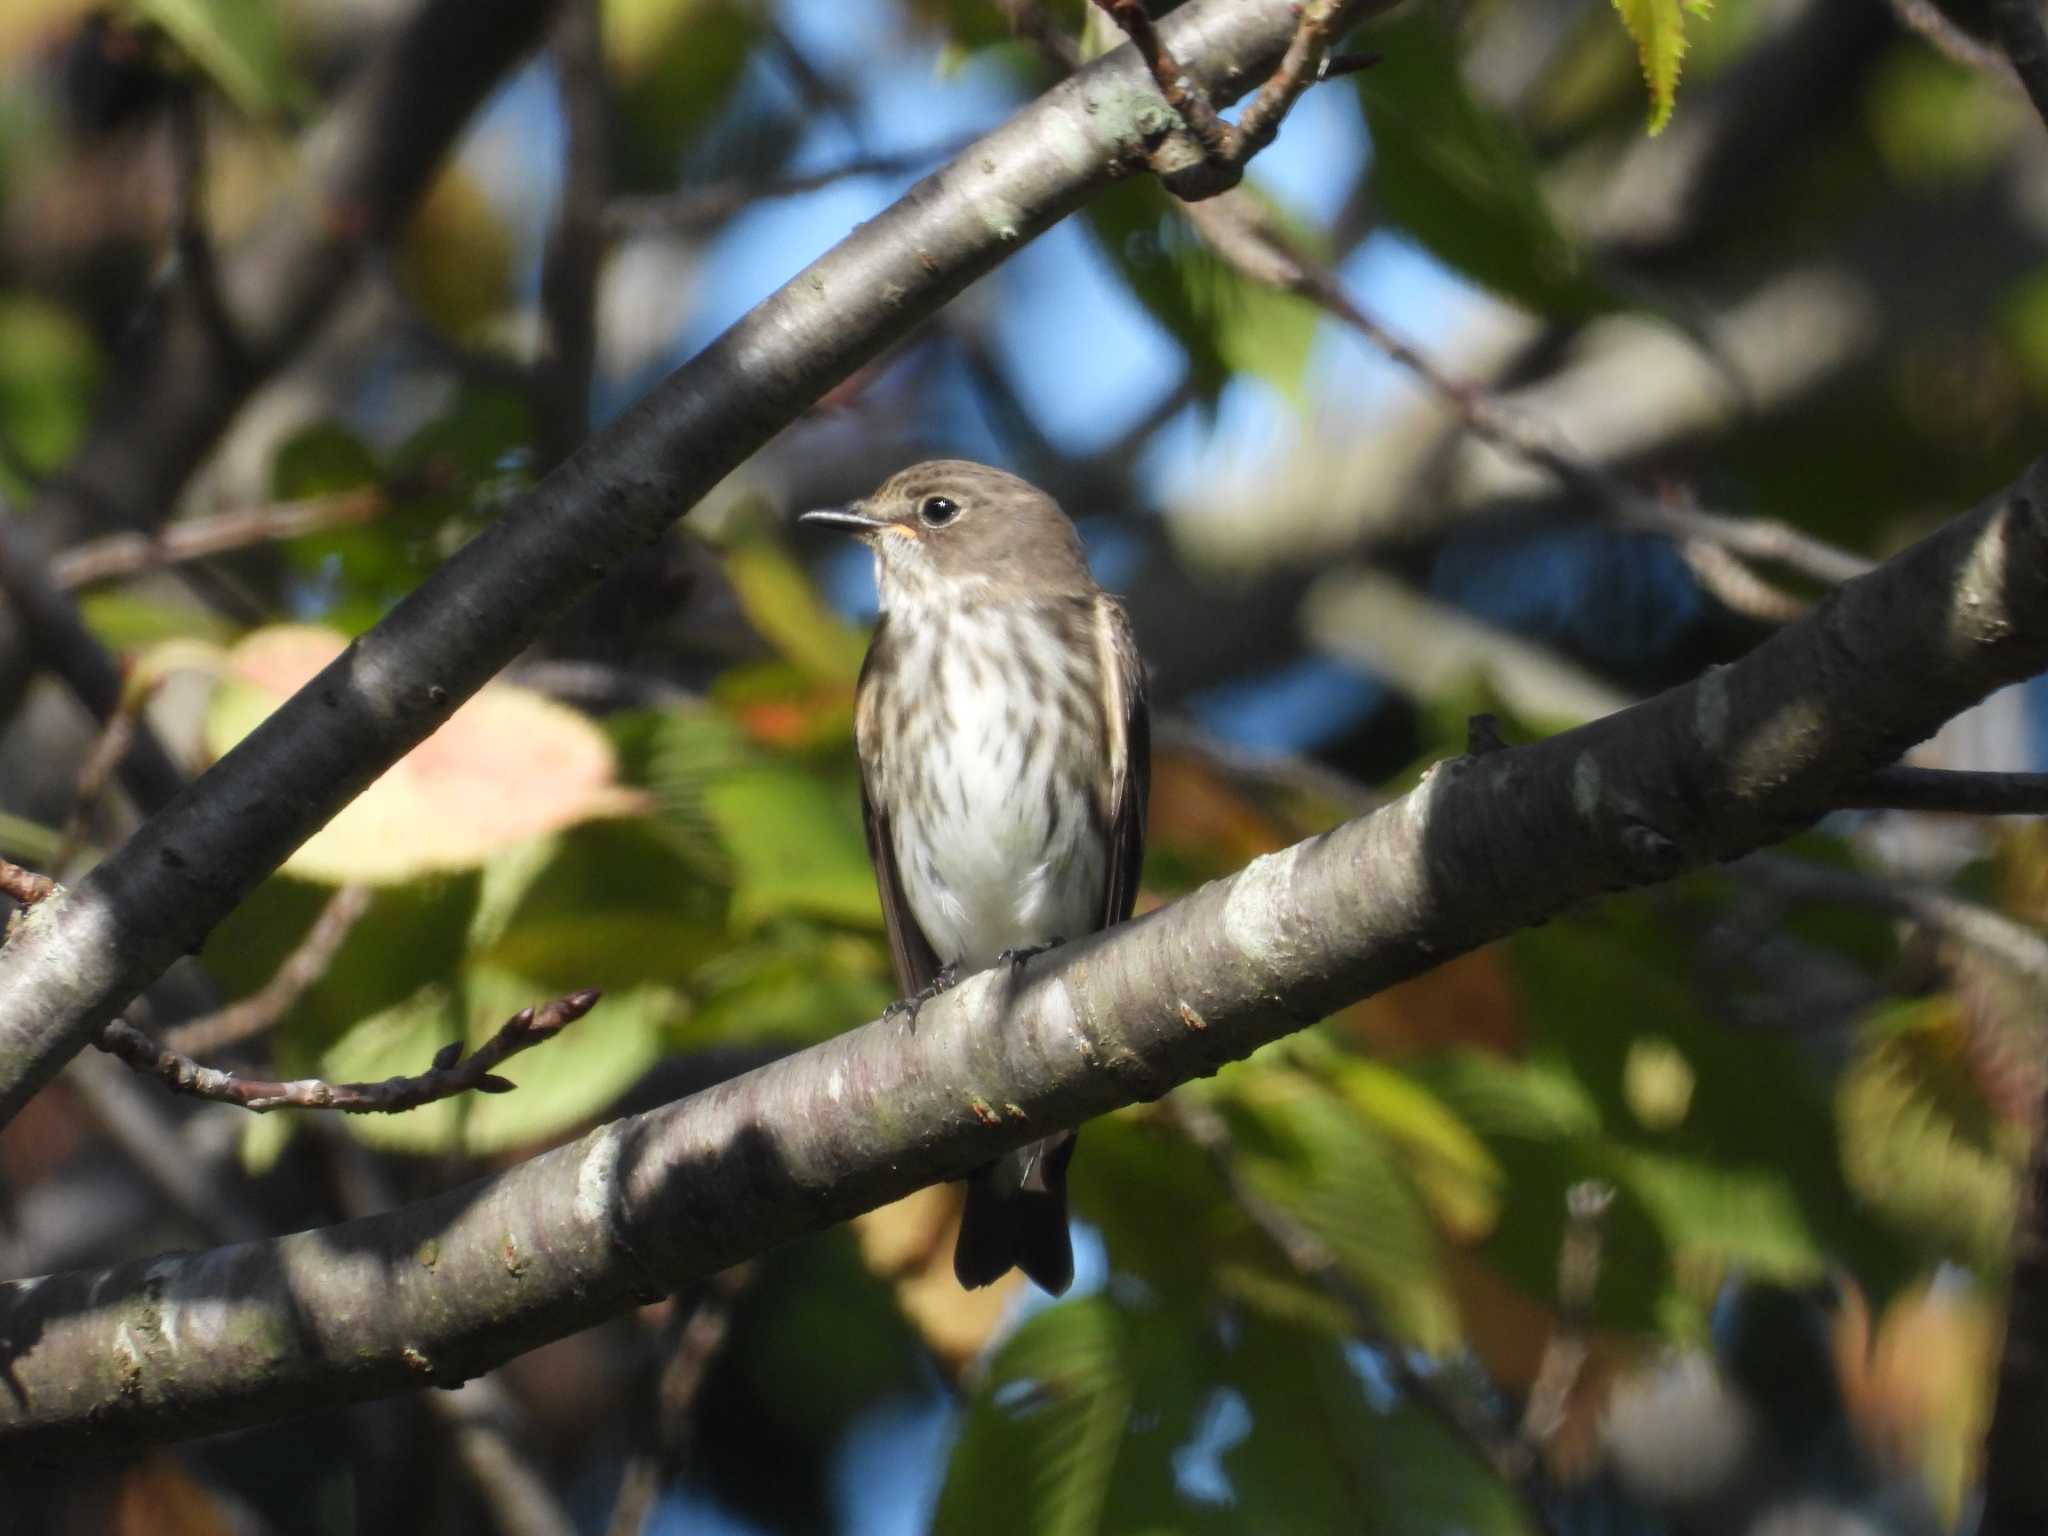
[0,513,188,813]
[1885,0,2020,81]
[606,1265,755,1536]
[97,988,602,1113]
[65,1048,266,1247]
[1845,765,2048,817]
[535,0,608,471]
[1738,853,2048,988]
[1174,192,1875,592]
[603,141,975,238]
[427,1378,583,1536]
[1162,1093,1558,1532]
[55,702,139,871]
[51,488,386,588]
[1992,0,2048,134]
[1093,0,1348,199]
[1677,539,1809,624]
[0,856,57,908]
[1520,1181,1614,1452]
[166,84,249,387]
[164,884,373,1056]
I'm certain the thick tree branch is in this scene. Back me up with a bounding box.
[4,462,2048,1453]
[0,0,1370,1127]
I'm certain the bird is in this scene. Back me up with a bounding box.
[801,460,1149,1295]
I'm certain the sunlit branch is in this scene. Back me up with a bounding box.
[2,460,2045,1452]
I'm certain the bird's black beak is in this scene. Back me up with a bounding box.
[799,506,888,536]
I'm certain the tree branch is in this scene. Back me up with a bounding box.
[1176,190,1874,591]
[5,460,2048,1452]
[534,0,608,471]
[0,0,1372,1129]
[160,884,372,1057]
[94,988,600,1113]
[49,489,387,590]
[1992,0,2048,136]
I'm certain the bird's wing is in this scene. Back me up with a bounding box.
[855,619,946,995]
[1095,595,1150,929]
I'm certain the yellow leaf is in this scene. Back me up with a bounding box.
[205,626,647,883]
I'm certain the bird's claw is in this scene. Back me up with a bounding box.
[883,960,962,1025]
[997,937,1066,971]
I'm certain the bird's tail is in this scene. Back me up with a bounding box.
[953,1131,1078,1295]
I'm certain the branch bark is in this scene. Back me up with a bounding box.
[0,0,1373,1127]
[4,460,2048,1455]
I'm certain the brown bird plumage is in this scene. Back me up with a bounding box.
[802,460,1148,1294]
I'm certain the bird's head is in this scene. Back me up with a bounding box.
[800,459,1092,608]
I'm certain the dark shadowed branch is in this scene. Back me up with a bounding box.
[605,1265,756,1536]
[3,460,2048,1451]
[0,0,1372,1130]
[0,518,187,815]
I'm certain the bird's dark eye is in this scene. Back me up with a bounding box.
[918,495,959,528]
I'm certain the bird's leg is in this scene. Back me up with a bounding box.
[883,960,961,1025]
[997,936,1066,971]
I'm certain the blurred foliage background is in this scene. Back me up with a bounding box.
[3,0,2047,1533]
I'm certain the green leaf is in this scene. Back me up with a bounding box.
[132,0,307,119]
[1475,905,1912,1310]
[1838,997,2020,1271]
[469,819,730,992]
[1219,1071,1458,1348]
[1070,1110,1338,1321]
[1357,10,1608,314]
[702,761,878,930]
[933,1296,1135,1536]
[0,294,99,488]
[1228,1316,1532,1535]
[269,420,379,501]
[937,1292,1532,1535]
[201,872,482,1056]
[1084,178,1319,403]
[684,925,893,1046]
[1314,1046,1504,1239]
[723,539,869,684]
[606,0,759,190]
[1607,0,1708,135]
[609,705,751,876]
